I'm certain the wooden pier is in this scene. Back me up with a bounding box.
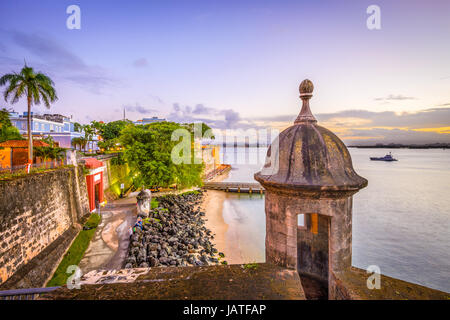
[202,182,265,194]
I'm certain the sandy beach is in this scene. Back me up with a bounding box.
[201,167,253,265]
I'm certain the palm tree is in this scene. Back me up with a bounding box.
[50,146,66,167]
[71,137,80,151]
[79,137,88,152]
[0,64,57,168]
[83,124,94,152]
[34,146,53,168]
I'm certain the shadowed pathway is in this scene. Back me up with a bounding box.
[78,198,136,274]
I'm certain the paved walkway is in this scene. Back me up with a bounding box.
[78,198,136,274]
[77,188,199,275]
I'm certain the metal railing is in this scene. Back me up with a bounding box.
[0,287,60,300]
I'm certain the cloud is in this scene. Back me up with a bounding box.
[346,128,449,145]
[374,94,416,101]
[251,108,450,145]
[166,104,450,144]
[1,30,115,93]
[316,108,450,129]
[167,103,259,130]
[124,104,158,114]
[133,58,148,68]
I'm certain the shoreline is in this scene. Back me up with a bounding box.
[201,168,250,265]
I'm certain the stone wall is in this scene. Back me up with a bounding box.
[330,267,449,300]
[0,166,89,287]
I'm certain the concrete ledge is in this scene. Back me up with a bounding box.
[39,263,305,300]
[332,267,450,300]
[0,227,80,290]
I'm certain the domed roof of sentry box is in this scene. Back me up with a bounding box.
[254,79,367,193]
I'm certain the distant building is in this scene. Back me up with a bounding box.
[133,116,166,125]
[8,111,98,150]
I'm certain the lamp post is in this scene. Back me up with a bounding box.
[120,183,124,198]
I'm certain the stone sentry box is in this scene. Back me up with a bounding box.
[255,79,367,299]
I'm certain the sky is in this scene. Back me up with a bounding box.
[0,0,449,144]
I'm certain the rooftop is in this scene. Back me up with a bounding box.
[0,140,49,148]
[255,79,367,193]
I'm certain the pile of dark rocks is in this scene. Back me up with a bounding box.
[124,191,225,269]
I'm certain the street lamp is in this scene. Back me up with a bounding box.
[120,183,124,198]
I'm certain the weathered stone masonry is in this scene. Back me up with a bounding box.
[255,79,368,299]
[0,166,89,288]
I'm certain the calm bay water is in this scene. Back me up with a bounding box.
[219,147,450,293]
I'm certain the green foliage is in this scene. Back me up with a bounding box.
[71,137,86,151]
[185,122,215,139]
[92,120,130,152]
[73,122,82,132]
[34,135,66,162]
[84,213,101,229]
[0,108,23,142]
[81,165,90,176]
[0,65,58,107]
[106,161,132,197]
[243,262,258,270]
[0,165,74,181]
[46,214,101,287]
[180,190,201,196]
[119,122,204,189]
[151,198,159,209]
[0,64,57,161]
[82,124,94,151]
[110,152,126,165]
[100,120,130,141]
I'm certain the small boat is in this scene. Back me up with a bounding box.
[370,152,398,161]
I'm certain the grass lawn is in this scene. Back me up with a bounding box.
[46,213,101,287]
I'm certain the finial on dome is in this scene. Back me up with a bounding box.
[295,79,317,124]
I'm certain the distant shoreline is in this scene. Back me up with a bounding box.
[210,144,449,149]
[348,144,449,149]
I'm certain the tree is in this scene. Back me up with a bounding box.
[0,108,23,142]
[73,122,82,132]
[90,120,105,133]
[0,65,57,167]
[78,137,88,152]
[71,137,80,150]
[34,135,66,167]
[185,122,215,139]
[120,122,204,189]
[101,120,129,141]
[83,124,94,152]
